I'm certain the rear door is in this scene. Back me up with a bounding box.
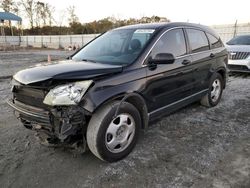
[185,28,215,93]
[144,28,194,113]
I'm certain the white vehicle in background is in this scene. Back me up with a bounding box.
[226,35,250,72]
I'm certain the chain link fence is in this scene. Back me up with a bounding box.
[211,22,250,42]
[19,34,99,49]
[0,34,99,50]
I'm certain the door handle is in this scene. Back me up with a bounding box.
[182,59,191,65]
[210,53,215,58]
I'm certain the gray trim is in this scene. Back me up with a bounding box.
[148,89,208,116]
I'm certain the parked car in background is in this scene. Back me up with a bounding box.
[8,22,228,162]
[226,35,250,72]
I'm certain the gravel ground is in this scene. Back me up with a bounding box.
[0,50,250,188]
[0,49,72,78]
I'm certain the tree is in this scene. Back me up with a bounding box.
[0,0,13,12]
[67,5,79,25]
[34,1,43,27]
[22,15,171,35]
[20,0,36,29]
[45,3,54,26]
[34,2,54,27]
[12,1,20,16]
[153,16,161,22]
[69,21,83,34]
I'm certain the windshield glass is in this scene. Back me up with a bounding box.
[227,35,250,45]
[72,29,155,65]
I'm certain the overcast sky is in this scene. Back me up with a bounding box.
[3,0,250,26]
[39,0,250,26]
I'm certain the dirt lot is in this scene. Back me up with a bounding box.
[0,49,72,78]
[0,50,250,188]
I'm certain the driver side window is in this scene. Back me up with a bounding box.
[150,29,187,59]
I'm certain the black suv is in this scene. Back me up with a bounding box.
[8,22,228,162]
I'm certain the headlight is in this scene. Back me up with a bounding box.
[43,80,92,106]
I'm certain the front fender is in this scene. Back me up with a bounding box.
[81,68,147,113]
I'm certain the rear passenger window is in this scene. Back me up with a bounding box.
[207,33,223,49]
[151,29,187,58]
[186,29,209,53]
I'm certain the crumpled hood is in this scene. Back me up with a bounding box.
[14,60,123,85]
[226,44,250,52]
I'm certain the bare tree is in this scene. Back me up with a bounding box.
[33,1,54,27]
[0,0,20,16]
[44,3,54,26]
[34,1,43,27]
[67,5,79,25]
[20,0,35,29]
[0,0,13,12]
[12,1,20,16]
[55,9,66,27]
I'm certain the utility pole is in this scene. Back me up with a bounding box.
[233,20,238,37]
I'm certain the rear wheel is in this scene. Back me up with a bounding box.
[200,73,223,107]
[86,101,141,162]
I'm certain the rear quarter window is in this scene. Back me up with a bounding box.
[207,33,223,49]
[186,29,209,53]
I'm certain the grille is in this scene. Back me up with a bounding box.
[13,85,48,109]
[228,51,250,60]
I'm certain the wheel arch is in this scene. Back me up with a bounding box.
[216,68,227,89]
[90,92,149,129]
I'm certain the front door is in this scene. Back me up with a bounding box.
[143,28,195,114]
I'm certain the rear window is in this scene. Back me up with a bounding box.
[186,29,209,53]
[207,33,223,49]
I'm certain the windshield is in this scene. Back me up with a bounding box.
[72,29,155,65]
[227,35,250,45]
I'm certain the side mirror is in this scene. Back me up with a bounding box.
[148,53,175,64]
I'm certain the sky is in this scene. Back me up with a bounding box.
[40,0,250,26]
[2,0,250,26]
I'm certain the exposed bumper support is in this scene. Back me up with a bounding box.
[7,99,87,148]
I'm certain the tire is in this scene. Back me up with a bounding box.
[200,73,223,107]
[86,101,141,162]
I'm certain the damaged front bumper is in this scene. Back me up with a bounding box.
[7,99,89,150]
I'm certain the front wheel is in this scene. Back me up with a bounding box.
[200,73,223,107]
[86,101,141,162]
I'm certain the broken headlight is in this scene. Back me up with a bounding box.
[43,80,92,106]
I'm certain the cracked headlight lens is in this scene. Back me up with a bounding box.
[43,80,92,106]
